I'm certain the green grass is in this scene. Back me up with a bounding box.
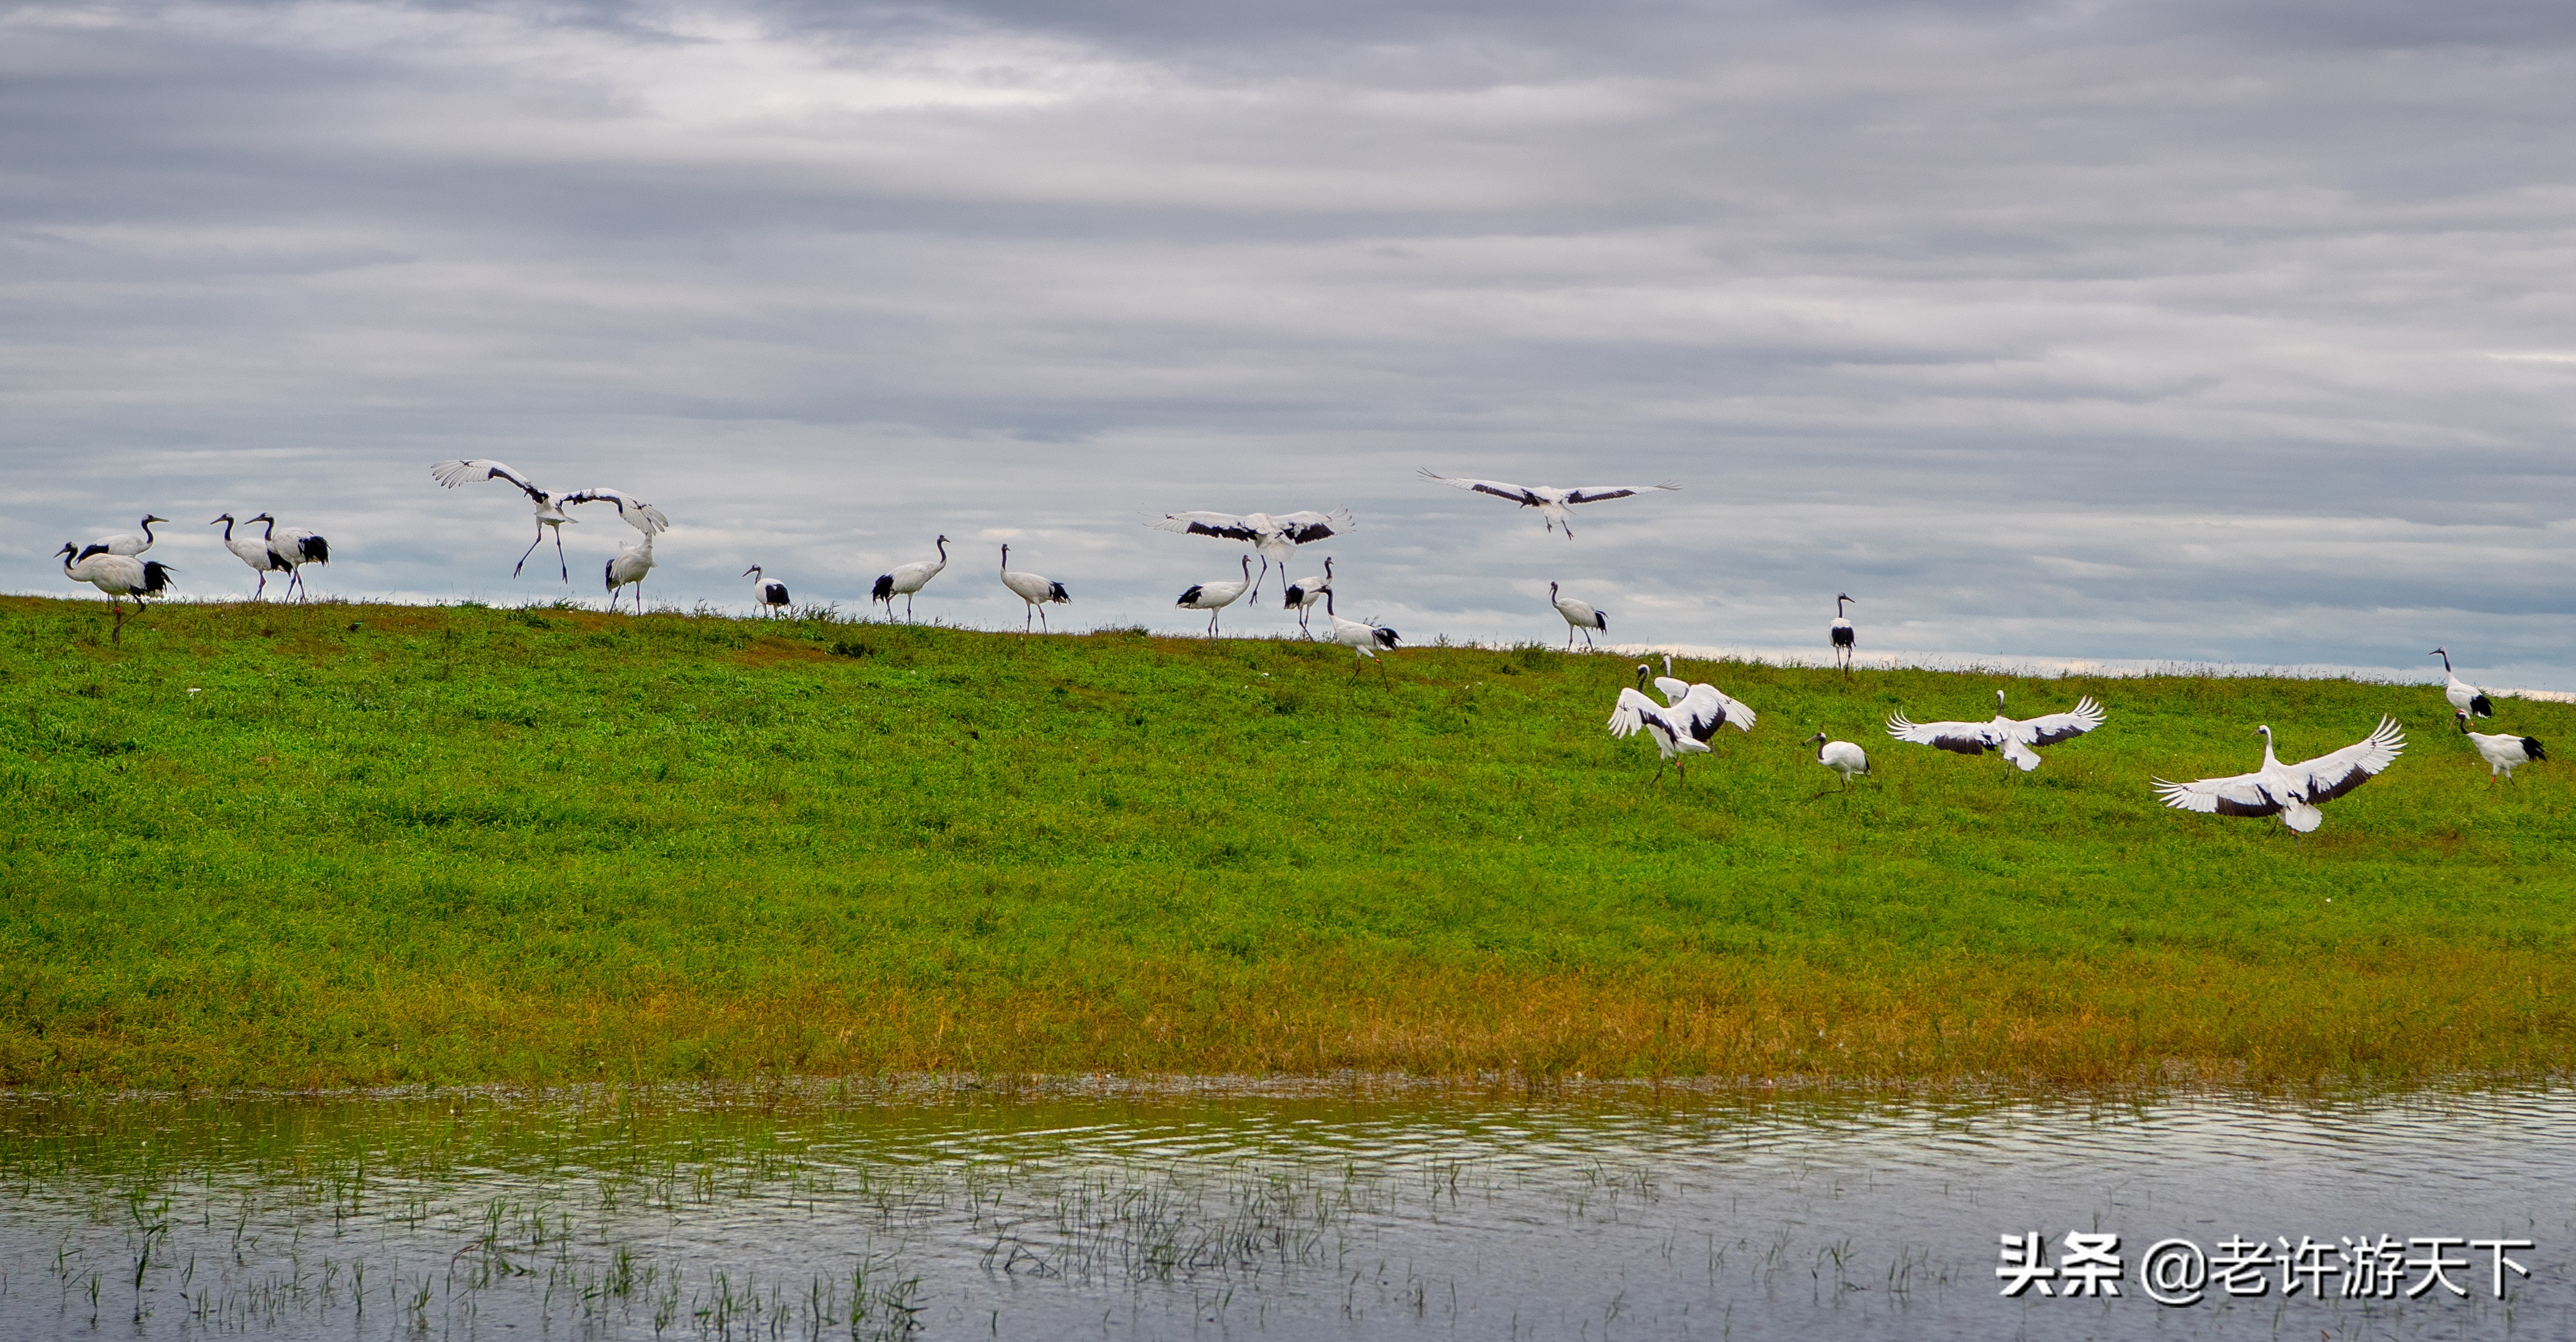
[2,593,2570,1090]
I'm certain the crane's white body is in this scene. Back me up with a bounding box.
[78,515,168,562]
[1608,686,1712,781]
[431,458,575,581]
[1807,733,1870,788]
[1549,581,1605,650]
[2457,711,2544,780]
[1829,594,1855,673]
[1888,690,2105,772]
[1640,657,1756,737]
[1176,555,1254,637]
[998,544,1070,632]
[746,566,791,616]
[873,536,949,621]
[1418,468,1677,537]
[255,514,329,601]
[1320,588,1398,666]
[2153,718,2405,833]
[2430,648,2494,718]
[604,533,655,613]
[1283,557,1333,638]
[211,514,292,599]
[58,544,175,643]
[1148,508,1351,598]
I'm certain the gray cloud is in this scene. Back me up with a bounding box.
[6,0,2573,689]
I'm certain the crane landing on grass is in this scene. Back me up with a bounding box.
[2152,718,2405,835]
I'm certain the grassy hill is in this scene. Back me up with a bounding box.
[2,593,2569,1090]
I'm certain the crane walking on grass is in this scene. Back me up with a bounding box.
[999,544,1070,632]
[1149,508,1353,599]
[2431,648,2494,718]
[1416,469,1678,537]
[1176,555,1255,638]
[78,515,169,562]
[1283,557,1333,638]
[2152,717,2405,835]
[211,514,292,599]
[1807,733,1870,792]
[57,544,174,644]
[604,534,655,613]
[255,514,330,600]
[1550,582,1606,651]
[1320,588,1398,672]
[2456,711,2545,781]
[873,536,949,621]
[746,566,791,617]
[1887,690,2105,772]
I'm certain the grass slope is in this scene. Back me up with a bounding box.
[1,594,2570,1090]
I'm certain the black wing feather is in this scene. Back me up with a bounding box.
[1186,521,1262,541]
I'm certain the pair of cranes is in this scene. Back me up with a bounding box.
[430,459,669,612]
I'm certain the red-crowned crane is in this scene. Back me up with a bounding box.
[1607,687,1712,782]
[1887,690,2105,772]
[746,566,791,617]
[1416,468,1677,537]
[604,534,655,613]
[1176,554,1254,638]
[2152,717,2405,835]
[1147,508,1351,599]
[873,536,949,621]
[210,514,292,599]
[1320,588,1398,673]
[2430,648,2494,718]
[57,544,175,643]
[1829,594,1856,675]
[431,459,575,580]
[253,514,329,601]
[998,544,1070,632]
[1549,581,1605,650]
[2456,710,2545,781]
[1638,657,1756,739]
[78,515,169,562]
[1283,556,1333,638]
[1807,733,1870,791]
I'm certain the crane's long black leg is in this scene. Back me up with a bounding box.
[555,532,569,583]
[515,529,544,577]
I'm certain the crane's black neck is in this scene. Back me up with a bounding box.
[935,536,948,562]
[138,517,158,543]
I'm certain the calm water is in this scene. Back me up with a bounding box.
[0,1081,2565,1339]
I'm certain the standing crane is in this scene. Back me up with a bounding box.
[57,544,175,643]
[872,536,949,621]
[1806,733,1870,791]
[255,514,330,601]
[1176,555,1255,638]
[1887,690,2105,772]
[2429,648,2494,718]
[603,533,655,613]
[1549,582,1606,651]
[1282,556,1333,638]
[998,544,1070,632]
[1416,469,1678,537]
[430,459,575,580]
[1147,508,1352,599]
[210,514,292,598]
[2152,718,2406,835]
[1829,594,1856,675]
[746,566,791,617]
[2455,710,2545,781]
[77,515,169,562]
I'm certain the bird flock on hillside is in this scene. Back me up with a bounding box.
[46,461,2551,835]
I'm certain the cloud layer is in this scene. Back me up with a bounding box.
[7,0,2574,688]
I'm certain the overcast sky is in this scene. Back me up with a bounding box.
[8,0,2574,688]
